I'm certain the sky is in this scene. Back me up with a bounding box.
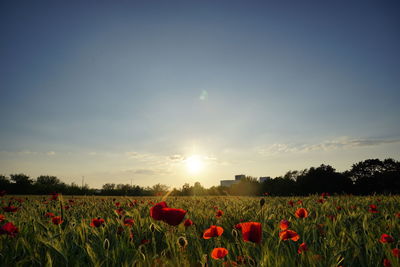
[1,0,399,189]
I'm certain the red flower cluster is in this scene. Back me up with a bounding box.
[368,205,378,213]
[235,222,262,243]
[2,206,18,213]
[150,202,187,226]
[52,216,63,225]
[0,222,18,237]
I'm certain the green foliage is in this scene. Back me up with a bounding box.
[0,195,399,266]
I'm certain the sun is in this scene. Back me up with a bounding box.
[185,155,203,174]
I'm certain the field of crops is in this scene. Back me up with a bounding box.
[0,194,399,267]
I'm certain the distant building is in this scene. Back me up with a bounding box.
[220,174,246,187]
[235,174,246,181]
[259,176,272,183]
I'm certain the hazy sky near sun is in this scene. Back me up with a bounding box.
[1,0,400,189]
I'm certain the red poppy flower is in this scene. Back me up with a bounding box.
[216,210,224,218]
[317,198,325,204]
[184,219,193,227]
[383,259,392,267]
[295,208,308,218]
[211,247,228,260]
[288,201,294,207]
[2,206,18,213]
[149,202,187,226]
[296,200,303,205]
[0,214,5,222]
[235,222,262,243]
[223,260,238,267]
[0,222,19,237]
[44,212,56,218]
[123,218,134,227]
[52,216,63,225]
[368,205,378,213]
[141,239,150,245]
[160,208,187,226]
[90,217,105,227]
[150,201,168,220]
[203,225,224,239]
[395,212,400,218]
[321,192,330,198]
[115,202,120,207]
[297,242,308,254]
[380,234,394,243]
[279,229,300,241]
[49,193,59,201]
[279,220,290,230]
[115,207,125,215]
[392,248,400,258]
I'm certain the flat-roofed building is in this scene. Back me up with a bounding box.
[235,174,246,181]
[259,176,271,183]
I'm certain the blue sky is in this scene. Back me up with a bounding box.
[1,0,399,188]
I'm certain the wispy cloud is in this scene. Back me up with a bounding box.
[258,137,400,155]
[123,168,171,176]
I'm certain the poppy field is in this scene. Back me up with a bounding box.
[0,194,399,267]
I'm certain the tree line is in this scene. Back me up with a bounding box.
[0,158,399,196]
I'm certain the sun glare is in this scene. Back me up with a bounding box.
[185,155,203,174]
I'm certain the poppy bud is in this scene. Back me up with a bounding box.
[177,236,188,248]
[149,223,156,233]
[247,257,256,266]
[260,198,265,207]
[103,238,110,250]
[231,228,239,239]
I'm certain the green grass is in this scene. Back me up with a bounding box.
[0,195,399,267]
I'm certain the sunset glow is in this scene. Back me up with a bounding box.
[185,155,203,174]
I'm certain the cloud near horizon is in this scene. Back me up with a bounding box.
[257,137,400,155]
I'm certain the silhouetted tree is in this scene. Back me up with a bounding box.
[10,174,33,194]
[345,158,400,194]
[296,164,352,194]
[0,175,11,191]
